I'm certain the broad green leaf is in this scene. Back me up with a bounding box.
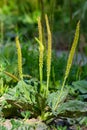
[47,90,68,115]
[1,80,37,104]
[72,80,87,94]
[0,80,44,118]
[54,100,87,118]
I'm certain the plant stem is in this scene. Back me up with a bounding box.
[3,71,19,81]
[45,14,52,96]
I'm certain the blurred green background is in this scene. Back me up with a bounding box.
[0,0,87,84]
[0,0,87,46]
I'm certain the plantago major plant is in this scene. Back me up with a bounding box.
[1,17,86,126]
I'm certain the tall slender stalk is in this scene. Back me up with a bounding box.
[36,17,44,92]
[54,21,80,111]
[38,0,46,48]
[15,36,23,80]
[45,14,52,96]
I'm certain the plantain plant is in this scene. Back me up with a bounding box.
[1,16,87,126]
